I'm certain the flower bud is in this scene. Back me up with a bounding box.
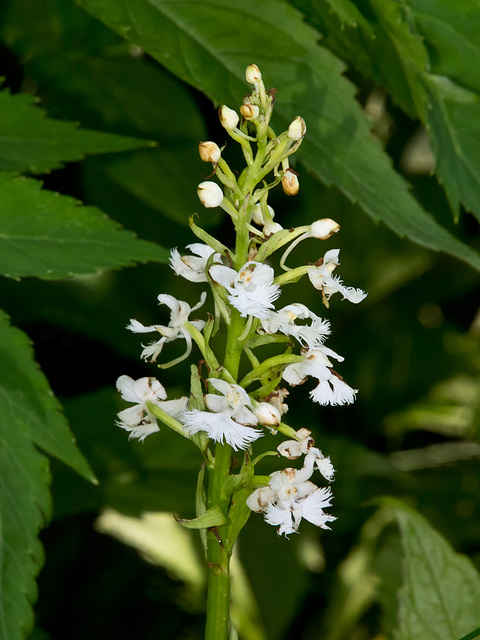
[310,218,340,239]
[252,203,275,226]
[198,141,221,163]
[219,105,239,130]
[197,181,224,208]
[240,103,259,120]
[282,169,299,196]
[253,402,281,427]
[287,116,307,141]
[264,220,283,236]
[246,63,262,84]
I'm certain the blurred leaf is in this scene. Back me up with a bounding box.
[76,0,480,271]
[0,88,153,174]
[322,0,374,33]
[0,309,94,639]
[0,173,168,279]
[1,0,211,228]
[382,499,480,640]
[368,0,480,222]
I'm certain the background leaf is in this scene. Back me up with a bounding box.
[383,499,480,640]
[0,309,94,639]
[0,173,168,279]
[0,88,154,174]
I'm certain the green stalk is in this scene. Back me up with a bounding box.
[204,309,245,640]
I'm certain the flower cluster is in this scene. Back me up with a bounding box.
[115,63,366,538]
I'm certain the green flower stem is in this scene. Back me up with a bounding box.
[205,308,245,640]
[146,402,188,438]
[275,264,311,286]
[239,353,304,389]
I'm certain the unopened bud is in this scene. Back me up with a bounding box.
[287,116,307,141]
[282,169,299,196]
[252,203,275,226]
[264,220,283,236]
[240,103,259,120]
[219,105,239,130]
[310,218,340,239]
[246,64,262,84]
[198,141,221,163]
[253,402,281,427]
[197,181,224,208]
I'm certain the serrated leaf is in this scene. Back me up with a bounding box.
[322,0,374,34]
[381,499,480,640]
[0,88,154,175]
[0,173,168,279]
[0,309,94,639]
[76,0,480,271]
[360,0,480,221]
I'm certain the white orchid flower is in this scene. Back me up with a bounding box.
[170,243,221,283]
[116,375,188,442]
[283,346,357,406]
[261,303,331,350]
[127,292,206,363]
[209,261,280,319]
[308,249,367,305]
[247,463,336,536]
[183,378,263,450]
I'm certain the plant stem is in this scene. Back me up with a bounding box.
[204,309,245,640]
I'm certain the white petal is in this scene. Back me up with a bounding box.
[183,410,262,450]
[116,375,138,403]
[127,319,159,334]
[117,404,144,427]
[301,487,336,530]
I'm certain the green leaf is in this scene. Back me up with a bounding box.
[368,0,480,222]
[175,505,227,529]
[322,0,374,34]
[0,173,168,279]
[76,0,480,271]
[0,309,94,639]
[0,88,154,174]
[381,498,480,640]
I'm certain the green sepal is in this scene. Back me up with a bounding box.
[189,215,228,255]
[175,505,227,530]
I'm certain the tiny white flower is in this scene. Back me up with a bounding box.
[240,103,259,120]
[197,181,224,208]
[245,63,262,84]
[127,293,206,362]
[277,430,335,482]
[170,243,221,283]
[219,105,239,130]
[183,379,263,450]
[309,218,340,240]
[308,249,367,305]
[261,303,331,350]
[253,402,281,427]
[248,464,336,536]
[282,169,299,196]
[283,347,357,406]
[209,261,280,320]
[198,141,221,163]
[115,375,188,442]
[287,116,307,141]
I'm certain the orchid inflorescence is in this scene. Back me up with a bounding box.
[116,64,366,538]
